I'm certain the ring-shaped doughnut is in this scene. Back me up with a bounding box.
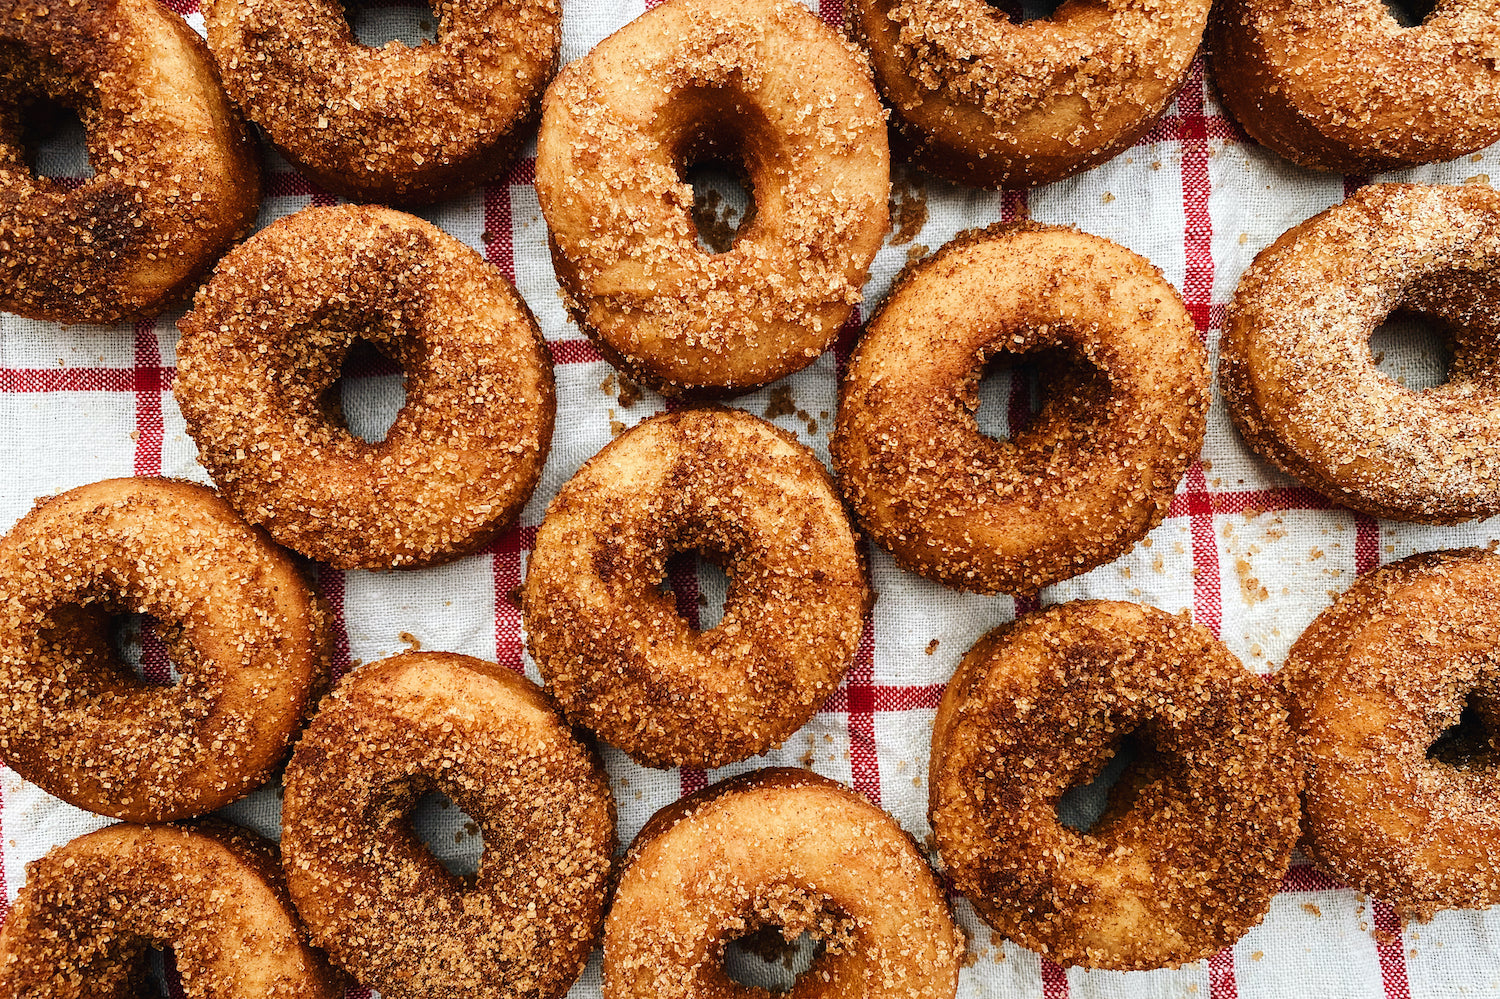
[204,0,559,204]
[850,0,1212,188]
[1283,549,1500,920]
[929,600,1300,970]
[0,0,260,324]
[281,652,616,999]
[1220,183,1500,524]
[535,0,890,396]
[1209,0,1500,173]
[0,822,347,999]
[605,768,962,998]
[175,204,555,569]
[524,408,869,770]
[832,223,1208,595]
[0,477,330,822]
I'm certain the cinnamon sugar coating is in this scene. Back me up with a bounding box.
[535,0,890,396]
[175,204,555,569]
[524,409,869,769]
[606,768,962,998]
[0,0,260,324]
[1220,184,1500,523]
[281,652,616,999]
[929,601,1300,970]
[1209,0,1500,172]
[0,822,348,999]
[0,478,331,821]
[850,0,1210,188]
[204,0,558,204]
[832,223,1208,595]
[1283,549,1500,921]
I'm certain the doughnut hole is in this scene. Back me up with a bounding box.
[1426,687,1500,770]
[660,549,731,632]
[723,926,825,992]
[321,337,408,444]
[144,946,186,998]
[1056,729,1147,833]
[986,0,1065,25]
[107,611,182,688]
[668,98,773,257]
[373,776,488,887]
[17,94,93,184]
[340,0,439,47]
[1368,310,1453,392]
[964,343,1111,453]
[1380,0,1439,28]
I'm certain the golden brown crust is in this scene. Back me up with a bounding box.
[1219,183,1500,524]
[0,477,331,822]
[280,652,616,999]
[0,0,261,324]
[851,0,1210,188]
[0,821,348,999]
[832,223,1208,595]
[1208,0,1500,173]
[523,408,870,770]
[175,204,555,570]
[1283,549,1500,921]
[605,767,962,998]
[204,0,558,205]
[535,0,890,396]
[929,600,1301,970]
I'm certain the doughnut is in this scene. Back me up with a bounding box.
[832,223,1208,595]
[605,767,962,997]
[0,0,260,325]
[203,0,558,204]
[929,600,1300,970]
[0,821,347,999]
[849,0,1211,188]
[1282,549,1500,920]
[523,408,869,769]
[1209,0,1500,173]
[175,204,555,570]
[0,477,330,822]
[1220,183,1500,524]
[281,651,615,999]
[535,0,890,396]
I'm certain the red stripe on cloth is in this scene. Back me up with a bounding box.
[1208,947,1238,999]
[133,322,163,477]
[680,768,708,796]
[821,682,944,713]
[1372,900,1413,999]
[1183,463,1223,636]
[1001,188,1029,223]
[0,368,148,393]
[263,172,340,205]
[1176,59,1215,343]
[0,776,9,923]
[1136,112,1245,147]
[546,339,606,366]
[484,179,517,284]
[1280,863,1345,893]
[315,568,356,681]
[841,611,882,805]
[817,0,846,31]
[159,0,198,15]
[1354,514,1380,576]
[1167,484,1336,519]
[491,526,527,674]
[1040,958,1070,998]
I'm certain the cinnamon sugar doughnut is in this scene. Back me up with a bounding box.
[1220,183,1500,523]
[523,408,869,770]
[1209,0,1500,173]
[1283,549,1500,920]
[605,768,962,998]
[203,0,558,204]
[0,821,347,999]
[175,204,555,569]
[0,478,330,822]
[929,601,1300,970]
[281,652,615,999]
[832,223,1208,595]
[850,0,1211,188]
[0,0,260,324]
[535,0,890,396]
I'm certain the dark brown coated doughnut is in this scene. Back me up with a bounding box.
[0,477,330,822]
[281,652,616,999]
[930,600,1300,969]
[0,0,260,324]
